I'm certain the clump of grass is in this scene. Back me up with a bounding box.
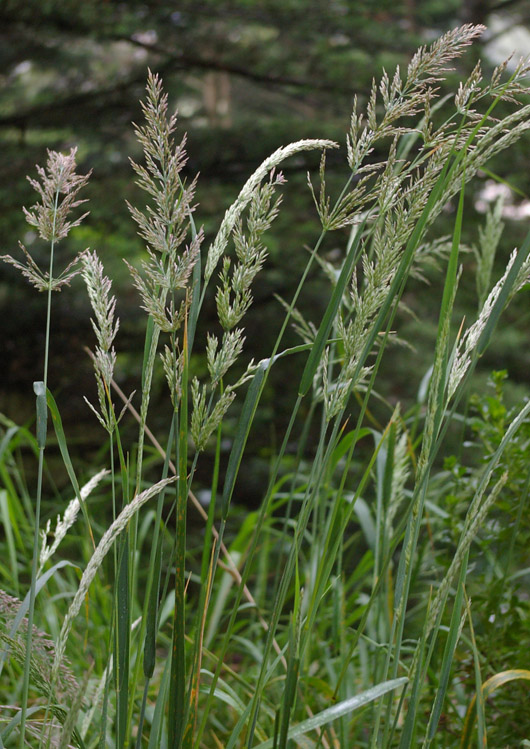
[2,24,530,748]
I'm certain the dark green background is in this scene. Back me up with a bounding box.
[1,0,529,493]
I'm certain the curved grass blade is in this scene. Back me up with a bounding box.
[254,678,408,749]
[0,425,28,461]
[460,669,530,748]
[424,551,469,744]
[45,389,94,547]
[477,227,530,355]
[147,649,172,749]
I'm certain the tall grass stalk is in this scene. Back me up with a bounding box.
[1,149,90,745]
[2,25,530,747]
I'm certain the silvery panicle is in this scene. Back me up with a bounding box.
[160,344,184,409]
[1,147,91,292]
[124,71,203,336]
[331,25,527,238]
[189,173,285,451]
[216,172,284,333]
[123,72,204,425]
[339,26,487,205]
[81,251,120,432]
[52,476,177,687]
[126,229,203,333]
[480,54,530,105]
[190,377,236,452]
[312,28,530,419]
[320,208,410,419]
[309,27,488,233]
[39,468,109,573]
[448,249,530,401]
[206,329,245,389]
[474,196,505,308]
[385,426,410,532]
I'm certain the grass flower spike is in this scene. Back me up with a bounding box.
[82,250,120,432]
[1,147,90,291]
[125,71,203,335]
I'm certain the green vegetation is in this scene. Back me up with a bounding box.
[2,24,530,748]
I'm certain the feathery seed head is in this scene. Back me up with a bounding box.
[127,72,203,335]
[1,148,90,291]
[205,139,337,282]
[23,147,91,244]
[81,251,120,431]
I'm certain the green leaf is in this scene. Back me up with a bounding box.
[477,226,530,355]
[425,551,469,743]
[299,218,366,396]
[222,362,266,518]
[45,389,94,545]
[33,380,47,449]
[147,654,172,749]
[460,669,530,748]
[254,678,408,748]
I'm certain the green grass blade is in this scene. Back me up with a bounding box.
[136,680,150,749]
[254,678,408,749]
[169,327,190,748]
[437,177,464,342]
[148,653,172,749]
[397,612,430,749]
[277,565,302,749]
[299,217,366,396]
[465,591,486,749]
[115,534,130,749]
[222,361,266,518]
[45,389,94,546]
[143,532,163,679]
[425,551,469,743]
[477,226,530,355]
[0,489,19,594]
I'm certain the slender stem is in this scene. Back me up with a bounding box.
[19,446,45,744]
[19,179,60,749]
[20,179,61,748]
